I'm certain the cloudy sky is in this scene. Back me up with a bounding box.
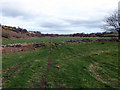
[0,0,119,34]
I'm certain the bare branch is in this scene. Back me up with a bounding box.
[103,10,119,33]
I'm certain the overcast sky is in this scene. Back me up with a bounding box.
[0,0,119,34]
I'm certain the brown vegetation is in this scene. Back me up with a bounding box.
[2,25,41,40]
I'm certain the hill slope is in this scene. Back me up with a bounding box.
[2,25,41,40]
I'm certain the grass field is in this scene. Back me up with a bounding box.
[2,37,119,88]
[2,37,105,45]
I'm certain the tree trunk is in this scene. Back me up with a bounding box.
[118,29,120,40]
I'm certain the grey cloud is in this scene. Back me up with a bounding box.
[64,19,102,28]
[1,5,38,20]
[40,22,69,28]
[40,28,74,34]
[1,2,24,18]
[2,7,26,18]
[41,22,60,28]
[1,1,103,31]
[40,17,102,30]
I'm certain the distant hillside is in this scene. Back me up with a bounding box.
[2,25,41,40]
[1,25,118,41]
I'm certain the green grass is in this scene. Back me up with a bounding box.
[46,41,119,88]
[2,46,51,88]
[2,37,106,45]
[2,37,119,88]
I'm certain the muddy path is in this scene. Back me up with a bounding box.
[40,41,66,88]
[40,41,53,88]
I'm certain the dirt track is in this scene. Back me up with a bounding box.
[40,41,53,88]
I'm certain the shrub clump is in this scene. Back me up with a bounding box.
[2,30,10,38]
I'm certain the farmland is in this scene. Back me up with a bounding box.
[2,37,102,45]
[2,37,119,88]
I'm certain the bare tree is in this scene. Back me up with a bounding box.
[103,10,120,39]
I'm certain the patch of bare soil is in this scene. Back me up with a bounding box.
[2,43,35,53]
[34,60,40,62]
[2,41,50,53]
